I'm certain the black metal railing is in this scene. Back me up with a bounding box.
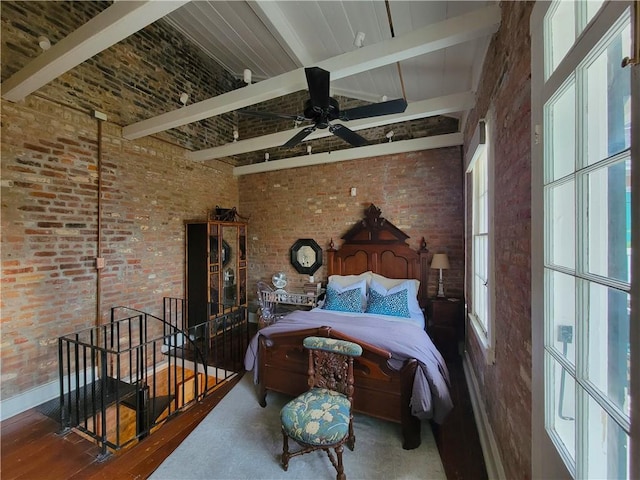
[57,298,248,458]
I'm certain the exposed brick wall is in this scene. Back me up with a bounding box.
[462,2,534,478]
[1,0,244,400]
[1,95,238,399]
[238,147,465,302]
[0,1,467,411]
[0,93,238,396]
[1,1,240,152]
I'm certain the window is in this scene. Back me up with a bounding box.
[466,120,494,362]
[532,1,635,478]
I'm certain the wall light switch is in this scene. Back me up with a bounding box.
[96,257,105,269]
[350,187,356,197]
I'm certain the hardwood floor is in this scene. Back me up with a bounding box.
[1,359,486,480]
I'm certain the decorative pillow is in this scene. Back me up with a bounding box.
[322,286,363,313]
[365,287,411,318]
[326,278,368,310]
[369,275,422,320]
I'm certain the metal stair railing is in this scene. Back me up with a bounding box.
[55,298,248,459]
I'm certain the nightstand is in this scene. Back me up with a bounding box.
[426,297,464,361]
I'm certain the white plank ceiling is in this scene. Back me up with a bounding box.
[2,1,499,173]
[164,1,494,103]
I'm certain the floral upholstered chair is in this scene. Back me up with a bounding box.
[280,336,363,480]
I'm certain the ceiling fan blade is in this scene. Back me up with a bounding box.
[305,67,330,110]
[283,125,316,148]
[329,124,368,147]
[239,109,306,122]
[339,98,408,121]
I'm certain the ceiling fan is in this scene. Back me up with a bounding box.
[239,67,408,148]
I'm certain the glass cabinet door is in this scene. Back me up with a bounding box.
[238,224,247,306]
[208,223,220,315]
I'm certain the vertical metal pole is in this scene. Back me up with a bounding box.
[100,349,108,457]
[58,338,67,428]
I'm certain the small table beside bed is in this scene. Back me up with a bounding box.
[244,204,453,449]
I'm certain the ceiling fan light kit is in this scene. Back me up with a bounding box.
[239,66,408,152]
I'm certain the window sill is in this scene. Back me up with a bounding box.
[469,312,495,365]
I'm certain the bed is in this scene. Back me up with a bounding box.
[244,204,453,449]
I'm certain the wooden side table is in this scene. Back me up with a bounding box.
[426,297,464,361]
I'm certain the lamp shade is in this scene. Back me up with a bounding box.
[430,253,450,270]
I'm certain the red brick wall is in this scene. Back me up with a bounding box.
[0,1,467,411]
[1,1,239,151]
[1,1,243,400]
[238,147,465,301]
[462,2,534,478]
[1,96,237,399]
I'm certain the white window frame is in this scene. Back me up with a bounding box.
[466,118,495,364]
[531,1,638,478]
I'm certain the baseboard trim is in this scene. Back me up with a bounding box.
[1,381,55,422]
[462,351,507,480]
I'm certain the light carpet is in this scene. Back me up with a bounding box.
[150,374,446,480]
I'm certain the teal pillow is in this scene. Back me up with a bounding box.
[323,286,362,313]
[365,288,410,318]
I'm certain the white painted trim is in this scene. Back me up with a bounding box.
[0,367,95,421]
[232,133,463,176]
[0,1,189,102]
[468,313,495,365]
[189,92,474,162]
[248,1,313,67]
[465,120,486,173]
[463,351,506,480]
[123,5,500,139]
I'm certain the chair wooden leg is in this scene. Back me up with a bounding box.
[281,430,290,471]
[335,444,345,480]
[347,418,355,451]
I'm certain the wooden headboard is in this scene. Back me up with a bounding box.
[326,204,432,308]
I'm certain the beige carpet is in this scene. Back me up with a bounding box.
[150,374,446,480]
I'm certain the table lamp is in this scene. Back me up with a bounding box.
[431,253,450,298]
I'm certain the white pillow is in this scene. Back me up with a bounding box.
[328,271,373,288]
[326,278,368,311]
[368,277,423,322]
[370,272,419,293]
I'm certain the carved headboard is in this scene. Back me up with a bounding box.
[326,204,432,308]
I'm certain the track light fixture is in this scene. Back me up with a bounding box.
[233,129,239,142]
[307,145,312,155]
[385,130,394,143]
[179,92,189,106]
[243,69,252,85]
[354,31,365,48]
[264,152,269,161]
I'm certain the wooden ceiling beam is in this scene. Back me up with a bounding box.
[123,5,499,140]
[187,91,474,162]
[232,133,464,176]
[1,1,189,102]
